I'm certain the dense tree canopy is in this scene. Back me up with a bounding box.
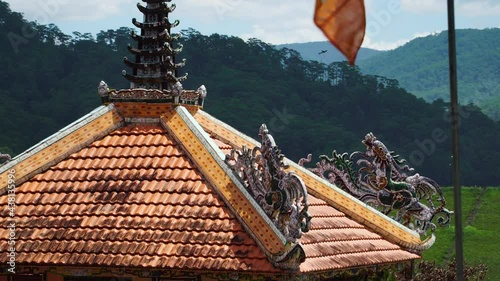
[0,1,499,186]
[357,28,500,120]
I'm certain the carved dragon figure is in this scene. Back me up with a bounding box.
[226,124,311,242]
[300,132,452,236]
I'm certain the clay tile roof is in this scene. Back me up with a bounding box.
[0,103,421,275]
[205,127,420,273]
[0,123,277,272]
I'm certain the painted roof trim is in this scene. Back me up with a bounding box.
[287,161,435,252]
[194,108,260,150]
[0,104,124,194]
[160,106,309,266]
[192,110,434,252]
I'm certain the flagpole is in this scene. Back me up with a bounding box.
[447,0,464,279]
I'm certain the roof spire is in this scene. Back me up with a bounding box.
[100,1,206,106]
[122,0,188,90]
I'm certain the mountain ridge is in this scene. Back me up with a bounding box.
[278,29,500,120]
[276,41,384,63]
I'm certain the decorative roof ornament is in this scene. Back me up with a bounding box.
[122,0,188,91]
[0,152,11,166]
[98,81,109,97]
[226,124,312,242]
[300,133,452,237]
[172,81,183,96]
[98,81,110,103]
[196,85,207,99]
[102,0,205,106]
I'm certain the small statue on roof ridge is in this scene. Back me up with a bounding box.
[197,85,207,98]
[98,81,109,97]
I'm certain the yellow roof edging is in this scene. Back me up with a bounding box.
[0,104,124,194]
[193,110,432,251]
[159,106,289,256]
[286,161,430,250]
[193,110,260,150]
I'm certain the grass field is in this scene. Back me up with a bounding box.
[422,187,500,280]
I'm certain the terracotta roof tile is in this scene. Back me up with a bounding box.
[50,156,192,170]
[32,167,201,182]
[300,250,417,272]
[0,112,421,275]
[205,123,420,272]
[13,252,268,271]
[16,180,211,194]
[0,124,278,272]
[298,228,381,244]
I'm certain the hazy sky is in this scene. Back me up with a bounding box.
[6,0,500,50]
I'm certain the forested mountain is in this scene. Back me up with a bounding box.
[0,1,499,186]
[357,29,500,120]
[276,41,383,63]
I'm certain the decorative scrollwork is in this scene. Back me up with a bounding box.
[226,124,311,242]
[111,89,172,100]
[108,87,204,106]
[300,132,452,236]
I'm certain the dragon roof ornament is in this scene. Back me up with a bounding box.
[226,124,312,243]
[300,132,452,237]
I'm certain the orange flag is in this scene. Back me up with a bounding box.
[314,0,366,65]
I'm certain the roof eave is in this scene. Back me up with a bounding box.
[0,104,124,194]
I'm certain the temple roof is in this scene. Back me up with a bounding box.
[0,102,424,275]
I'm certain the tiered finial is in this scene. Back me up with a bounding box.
[122,0,188,90]
[100,1,206,106]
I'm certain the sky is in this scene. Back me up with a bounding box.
[5,0,500,50]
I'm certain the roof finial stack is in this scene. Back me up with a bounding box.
[103,1,206,106]
[122,0,188,90]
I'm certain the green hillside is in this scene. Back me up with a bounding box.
[423,187,500,280]
[358,29,500,120]
[0,1,500,189]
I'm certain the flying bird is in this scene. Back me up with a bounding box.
[318,50,328,55]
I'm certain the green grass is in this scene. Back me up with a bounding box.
[422,187,500,280]
[464,188,500,279]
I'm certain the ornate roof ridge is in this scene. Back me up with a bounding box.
[192,110,436,253]
[161,106,309,269]
[98,82,206,107]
